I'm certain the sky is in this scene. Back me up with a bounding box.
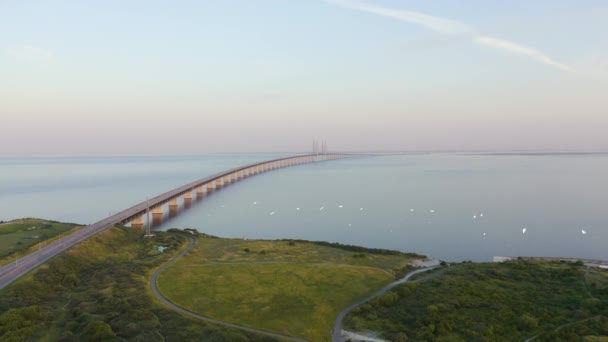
[1,0,608,156]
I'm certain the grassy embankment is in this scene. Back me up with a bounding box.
[345,260,608,341]
[0,219,81,267]
[0,226,279,342]
[157,236,424,341]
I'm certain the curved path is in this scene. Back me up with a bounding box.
[0,153,355,290]
[332,267,436,342]
[150,238,308,342]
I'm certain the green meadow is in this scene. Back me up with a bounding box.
[0,219,80,266]
[157,237,422,341]
[0,226,279,342]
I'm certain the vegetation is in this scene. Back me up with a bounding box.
[283,239,425,257]
[0,219,80,266]
[0,226,278,342]
[158,237,423,341]
[345,260,608,341]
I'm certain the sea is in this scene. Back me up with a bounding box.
[1,153,606,262]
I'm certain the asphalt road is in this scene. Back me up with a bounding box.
[332,266,436,342]
[0,221,112,289]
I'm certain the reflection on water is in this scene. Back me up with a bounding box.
[151,154,608,262]
[149,185,229,230]
[152,212,163,226]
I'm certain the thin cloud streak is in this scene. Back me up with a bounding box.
[326,0,574,73]
[474,36,574,73]
[326,0,469,35]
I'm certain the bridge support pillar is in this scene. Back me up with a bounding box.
[207,182,214,192]
[132,216,144,230]
[196,186,204,196]
[184,191,192,200]
[215,178,223,188]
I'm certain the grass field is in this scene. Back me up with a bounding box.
[0,219,80,266]
[157,237,422,341]
[0,226,278,341]
[345,260,608,341]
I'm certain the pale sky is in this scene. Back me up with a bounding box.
[1,0,607,156]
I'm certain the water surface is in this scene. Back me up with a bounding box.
[1,153,606,262]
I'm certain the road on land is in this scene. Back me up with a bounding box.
[332,267,436,342]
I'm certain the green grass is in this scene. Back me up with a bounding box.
[345,260,608,341]
[158,238,422,341]
[0,219,80,266]
[0,226,279,342]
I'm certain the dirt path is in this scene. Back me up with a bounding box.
[150,238,308,342]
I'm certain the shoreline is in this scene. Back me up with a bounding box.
[494,256,608,268]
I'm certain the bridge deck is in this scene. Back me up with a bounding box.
[0,153,354,289]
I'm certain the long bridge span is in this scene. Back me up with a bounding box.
[0,153,355,289]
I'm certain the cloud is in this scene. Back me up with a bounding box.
[474,36,574,73]
[326,0,470,35]
[6,45,54,64]
[325,0,574,73]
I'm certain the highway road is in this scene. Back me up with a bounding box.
[0,153,355,290]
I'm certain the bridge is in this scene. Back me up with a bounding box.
[0,153,355,289]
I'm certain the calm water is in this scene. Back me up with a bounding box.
[1,153,606,262]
